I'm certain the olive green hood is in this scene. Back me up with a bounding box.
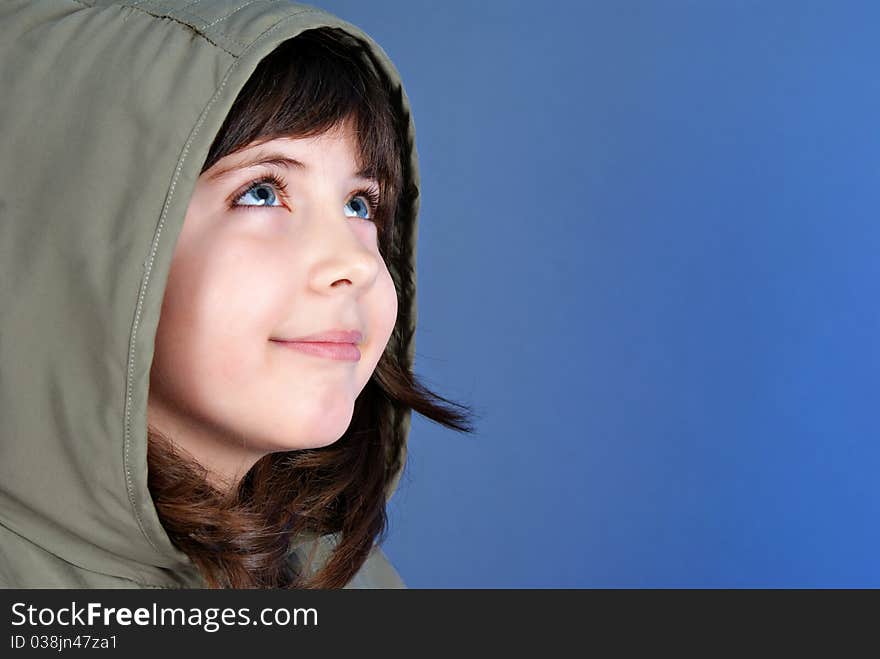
[0,0,418,588]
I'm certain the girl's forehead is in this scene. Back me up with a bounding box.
[244,128,356,156]
[208,128,374,184]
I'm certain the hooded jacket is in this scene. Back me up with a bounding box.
[0,0,419,588]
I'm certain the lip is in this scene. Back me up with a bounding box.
[282,329,363,344]
[271,339,361,362]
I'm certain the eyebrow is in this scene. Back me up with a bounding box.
[206,152,377,183]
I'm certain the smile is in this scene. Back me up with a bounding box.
[271,340,361,362]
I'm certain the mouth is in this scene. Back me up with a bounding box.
[270,339,361,362]
[280,329,363,344]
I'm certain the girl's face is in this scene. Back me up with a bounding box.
[148,122,398,489]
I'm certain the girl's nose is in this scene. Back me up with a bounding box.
[305,213,380,294]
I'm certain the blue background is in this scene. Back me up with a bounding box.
[316,0,880,587]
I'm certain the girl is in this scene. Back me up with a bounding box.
[0,0,474,589]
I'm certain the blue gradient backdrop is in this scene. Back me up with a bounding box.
[315,0,880,587]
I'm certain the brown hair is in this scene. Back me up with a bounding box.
[147,27,476,588]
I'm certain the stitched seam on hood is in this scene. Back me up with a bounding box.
[204,0,269,28]
[73,0,241,56]
[176,0,206,13]
[130,7,238,55]
[218,7,320,51]
[123,51,240,560]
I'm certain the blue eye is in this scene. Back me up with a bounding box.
[345,195,371,220]
[345,186,381,222]
[232,177,284,208]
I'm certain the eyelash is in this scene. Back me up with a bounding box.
[229,173,382,225]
